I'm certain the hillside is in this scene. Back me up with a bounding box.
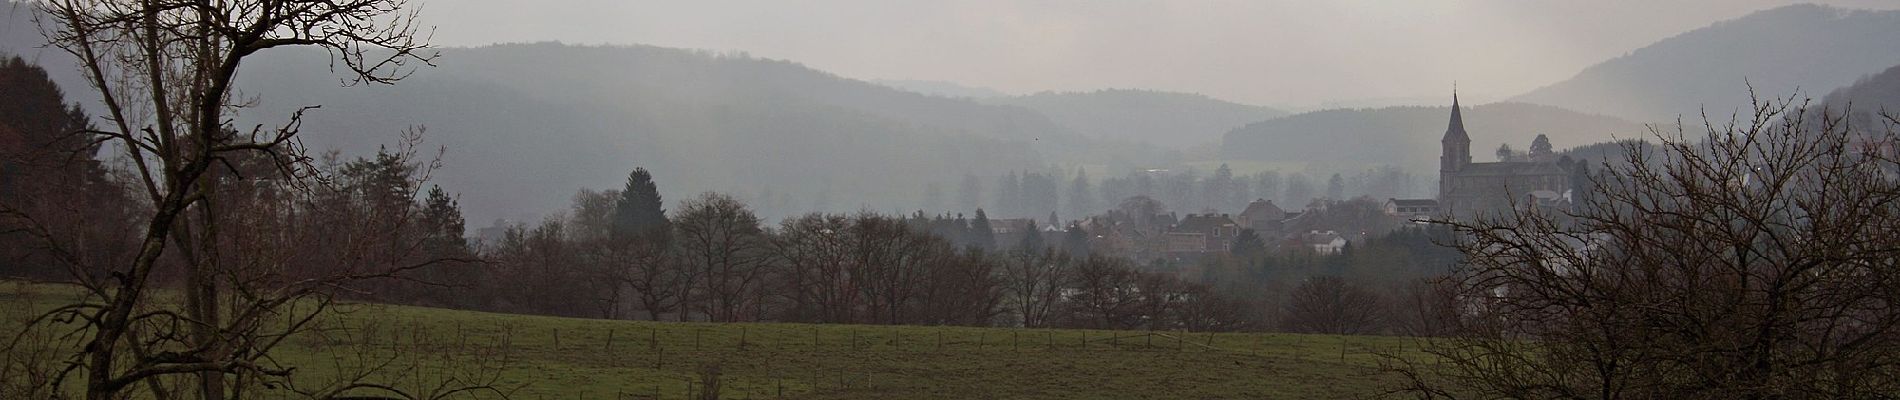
[1822,63,1900,112]
[1511,4,1900,123]
[5,1,1183,223]
[0,282,1408,399]
[226,43,1102,224]
[871,79,1010,99]
[1220,102,1647,173]
[986,89,1288,149]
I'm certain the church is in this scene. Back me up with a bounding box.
[1435,92,1577,216]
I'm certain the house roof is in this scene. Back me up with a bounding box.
[1174,213,1236,234]
[1303,230,1346,245]
[1455,161,1568,177]
[1239,199,1286,219]
[1386,198,1438,207]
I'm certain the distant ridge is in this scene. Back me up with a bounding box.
[1512,4,1900,122]
[1221,102,1646,173]
[986,89,1286,149]
[1822,63,1900,113]
[219,42,1096,223]
[871,79,1010,99]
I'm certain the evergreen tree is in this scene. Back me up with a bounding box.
[1326,173,1346,200]
[996,172,1022,217]
[1284,173,1316,207]
[1530,134,1554,160]
[957,173,982,213]
[1206,163,1237,211]
[970,208,997,250]
[1496,143,1516,162]
[421,185,467,248]
[612,168,668,237]
[1231,229,1264,258]
[1061,224,1091,258]
[1017,219,1044,251]
[1021,171,1059,219]
[1066,168,1094,220]
[1255,171,1282,205]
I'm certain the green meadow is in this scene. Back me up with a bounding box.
[1,282,1416,399]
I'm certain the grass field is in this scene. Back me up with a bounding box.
[0,282,1415,399]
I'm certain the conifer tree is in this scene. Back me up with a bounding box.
[1017,219,1045,251]
[1066,168,1094,220]
[612,168,668,237]
[970,208,997,250]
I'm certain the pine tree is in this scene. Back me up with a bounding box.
[1206,163,1237,210]
[957,174,982,213]
[612,168,668,237]
[970,208,997,250]
[1326,173,1346,200]
[1530,134,1554,160]
[421,185,467,248]
[1062,224,1090,258]
[996,172,1022,217]
[1231,229,1264,258]
[1067,168,1094,220]
[1017,219,1044,251]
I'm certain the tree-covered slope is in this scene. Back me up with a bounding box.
[1512,4,1900,122]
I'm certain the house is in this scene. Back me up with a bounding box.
[1303,230,1349,254]
[988,218,1035,235]
[1162,232,1208,253]
[1235,198,1288,232]
[1384,198,1439,217]
[1171,213,1240,253]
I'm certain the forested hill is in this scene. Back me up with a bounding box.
[1511,4,1900,123]
[983,89,1287,149]
[228,42,1110,224]
[1822,63,1900,113]
[1220,102,1646,173]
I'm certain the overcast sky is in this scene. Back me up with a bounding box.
[421,0,1900,108]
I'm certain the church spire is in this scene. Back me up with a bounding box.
[1444,87,1469,143]
[1441,87,1472,178]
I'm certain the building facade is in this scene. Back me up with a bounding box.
[1437,93,1574,216]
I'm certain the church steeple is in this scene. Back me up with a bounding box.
[1441,89,1472,170]
[1443,88,1470,143]
[1440,88,1472,200]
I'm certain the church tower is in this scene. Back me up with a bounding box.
[1439,90,1471,201]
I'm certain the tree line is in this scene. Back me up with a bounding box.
[956,163,1423,222]
[454,169,1251,331]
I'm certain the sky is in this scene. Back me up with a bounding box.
[420,1,1897,108]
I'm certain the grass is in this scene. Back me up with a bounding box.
[0,281,1416,399]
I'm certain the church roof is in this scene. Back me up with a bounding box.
[1238,199,1285,219]
[1174,213,1237,234]
[1442,91,1469,143]
[1454,161,1569,177]
[1386,198,1439,207]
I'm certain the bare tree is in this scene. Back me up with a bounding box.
[674,192,771,322]
[1391,96,1900,398]
[1003,248,1070,328]
[1063,256,1143,329]
[1280,275,1383,335]
[7,0,512,399]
